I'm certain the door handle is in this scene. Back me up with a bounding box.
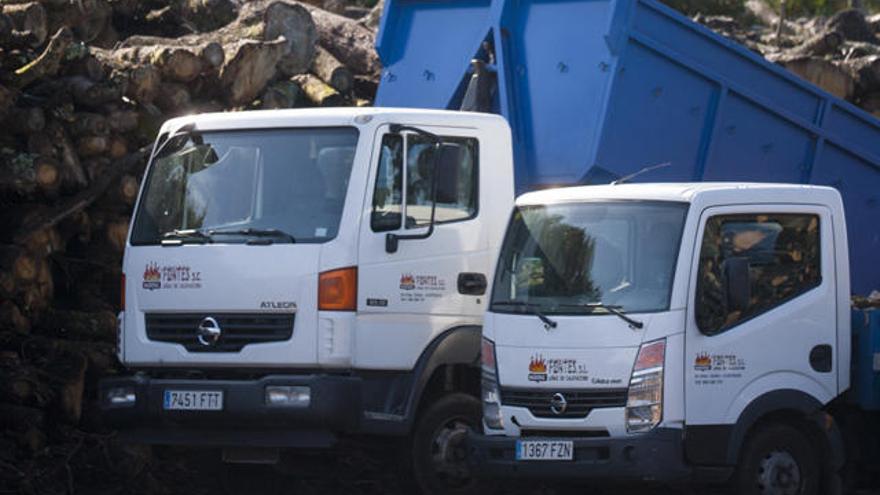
[809,345,833,373]
[458,273,487,296]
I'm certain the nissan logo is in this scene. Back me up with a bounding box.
[197,317,222,346]
[550,392,568,415]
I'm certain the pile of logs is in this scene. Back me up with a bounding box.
[695,5,880,116]
[0,1,379,492]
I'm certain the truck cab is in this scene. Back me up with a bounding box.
[473,183,851,493]
[100,107,514,492]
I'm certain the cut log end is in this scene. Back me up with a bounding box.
[294,73,345,106]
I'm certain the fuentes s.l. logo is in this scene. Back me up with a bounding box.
[694,353,712,371]
[528,355,548,382]
[143,262,161,290]
[399,274,416,291]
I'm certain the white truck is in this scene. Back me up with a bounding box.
[100,108,515,492]
[470,183,871,494]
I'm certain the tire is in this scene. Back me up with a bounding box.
[733,423,820,495]
[410,393,488,495]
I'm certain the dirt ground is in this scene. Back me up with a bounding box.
[143,450,709,495]
[86,444,878,495]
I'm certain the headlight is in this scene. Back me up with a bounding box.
[626,339,665,433]
[481,337,503,430]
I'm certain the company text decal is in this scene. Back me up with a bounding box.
[693,352,746,386]
[399,273,447,303]
[527,354,624,385]
[528,355,591,383]
[142,262,202,290]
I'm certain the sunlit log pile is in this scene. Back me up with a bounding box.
[696,3,880,116]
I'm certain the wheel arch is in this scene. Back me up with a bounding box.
[726,389,824,465]
[687,388,827,467]
[726,392,847,495]
[403,325,482,431]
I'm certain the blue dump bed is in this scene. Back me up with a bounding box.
[852,310,880,410]
[374,0,880,296]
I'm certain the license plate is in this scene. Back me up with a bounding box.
[163,390,224,411]
[516,440,574,461]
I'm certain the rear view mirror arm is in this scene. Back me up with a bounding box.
[386,137,443,254]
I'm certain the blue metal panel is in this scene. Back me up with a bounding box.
[812,144,880,296]
[630,2,821,124]
[374,0,880,294]
[375,0,492,109]
[704,92,813,182]
[851,309,880,411]
[497,0,617,187]
[595,41,718,182]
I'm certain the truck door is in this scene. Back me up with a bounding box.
[684,205,838,429]
[355,126,490,369]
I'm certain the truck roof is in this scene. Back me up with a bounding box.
[159,107,508,134]
[516,182,844,209]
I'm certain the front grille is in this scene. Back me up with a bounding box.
[145,313,294,353]
[501,388,628,419]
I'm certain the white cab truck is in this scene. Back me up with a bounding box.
[99,108,514,492]
[470,183,879,494]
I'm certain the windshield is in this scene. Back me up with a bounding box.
[131,127,359,245]
[490,201,688,315]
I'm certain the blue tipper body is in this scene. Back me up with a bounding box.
[851,310,880,410]
[373,0,880,297]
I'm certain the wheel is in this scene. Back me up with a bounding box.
[410,393,488,495]
[733,423,820,495]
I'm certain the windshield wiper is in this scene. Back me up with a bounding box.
[161,229,212,245]
[560,302,644,329]
[491,301,558,329]
[208,228,296,244]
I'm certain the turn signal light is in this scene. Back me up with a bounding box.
[318,267,357,311]
[633,339,665,372]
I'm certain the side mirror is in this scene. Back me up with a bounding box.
[435,143,464,204]
[722,257,751,312]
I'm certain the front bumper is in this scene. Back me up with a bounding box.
[99,374,361,448]
[468,428,691,481]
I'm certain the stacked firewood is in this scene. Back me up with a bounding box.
[0,1,379,492]
[696,5,880,116]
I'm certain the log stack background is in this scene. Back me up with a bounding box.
[0,0,877,493]
[692,2,880,116]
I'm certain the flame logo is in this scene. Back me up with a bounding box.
[400,274,415,290]
[143,262,161,282]
[695,353,712,370]
[529,355,547,374]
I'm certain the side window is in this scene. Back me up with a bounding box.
[371,134,403,232]
[370,132,478,232]
[695,213,821,335]
[405,136,478,228]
